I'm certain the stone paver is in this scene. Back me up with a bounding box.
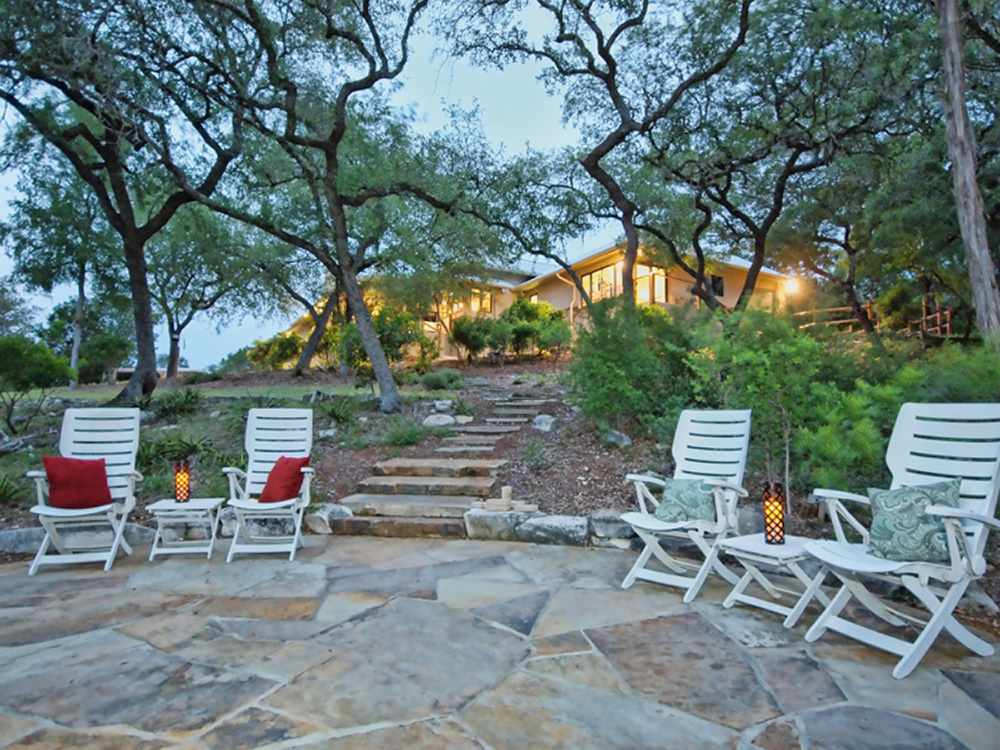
[0,537,998,749]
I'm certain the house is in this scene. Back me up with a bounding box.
[425,245,793,360]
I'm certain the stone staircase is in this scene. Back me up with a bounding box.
[335,458,507,538]
[331,389,557,538]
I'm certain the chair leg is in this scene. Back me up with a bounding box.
[104,513,131,572]
[805,582,853,642]
[622,543,654,589]
[28,533,52,576]
[893,579,971,679]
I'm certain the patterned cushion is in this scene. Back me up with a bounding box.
[653,478,717,523]
[868,479,961,563]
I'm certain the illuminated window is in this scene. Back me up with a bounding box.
[653,270,666,303]
[481,289,492,312]
[470,287,481,313]
[530,294,538,304]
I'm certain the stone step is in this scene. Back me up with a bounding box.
[461,377,493,387]
[485,417,530,424]
[450,425,522,434]
[492,408,541,416]
[373,458,506,477]
[340,493,476,518]
[441,435,504,444]
[490,399,553,406]
[355,475,496,497]
[328,515,466,539]
[435,446,495,454]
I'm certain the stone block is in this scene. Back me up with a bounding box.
[464,508,540,542]
[434,399,454,413]
[533,414,557,432]
[0,526,45,554]
[305,503,354,535]
[423,413,456,427]
[601,429,632,448]
[516,515,589,547]
[589,509,635,541]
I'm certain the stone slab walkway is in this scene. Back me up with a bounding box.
[1,538,999,749]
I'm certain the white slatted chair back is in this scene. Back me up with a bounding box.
[672,409,752,485]
[885,402,1000,560]
[244,408,314,498]
[59,408,140,503]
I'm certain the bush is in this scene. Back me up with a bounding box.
[154,388,204,420]
[449,316,493,362]
[249,333,304,370]
[320,397,356,426]
[0,336,75,434]
[182,370,222,385]
[535,318,573,361]
[214,348,253,374]
[566,301,698,430]
[421,369,464,390]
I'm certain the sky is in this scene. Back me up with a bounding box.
[0,25,620,370]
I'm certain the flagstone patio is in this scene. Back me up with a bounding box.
[1,537,999,749]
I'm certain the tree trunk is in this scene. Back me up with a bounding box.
[295,290,338,374]
[167,331,181,379]
[117,235,159,400]
[937,0,1000,345]
[340,267,403,413]
[69,259,86,388]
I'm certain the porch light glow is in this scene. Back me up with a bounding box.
[784,277,800,294]
[174,460,191,503]
[763,482,785,544]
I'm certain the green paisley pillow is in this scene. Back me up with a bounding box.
[868,479,961,563]
[653,478,717,523]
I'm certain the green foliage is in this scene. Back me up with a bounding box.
[523,439,550,472]
[379,417,448,447]
[182,370,223,385]
[535,317,573,360]
[214,348,253,374]
[0,279,35,337]
[319,396,356,426]
[0,335,75,433]
[0,474,27,506]
[449,316,493,362]
[488,319,513,362]
[153,389,204,420]
[567,301,699,430]
[421,369,465,390]
[452,398,476,417]
[249,333,305,371]
[314,324,342,369]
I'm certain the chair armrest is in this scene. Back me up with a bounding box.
[26,470,46,479]
[926,505,1000,530]
[702,478,749,498]
[811,489,872,545]
[810,489,870,505]
[223,467,249,502]
[625,474,664,515]
[625,473,666,488]
[222,467,245,476]
[301,467,315,475]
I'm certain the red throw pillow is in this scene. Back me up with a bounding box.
[43,456,113,509]
[258,456,311,503]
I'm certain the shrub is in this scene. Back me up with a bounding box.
[0,336,75,434]
[449,316,493,362]
[566,301,698,430]
[523,439,550,472]
[320,396,356,426]
[379,418,448,447]
[422,369,465,391]
[535,318,573,362]
[154,388,204,420]
[182,370,222,385]
[215,348,253,374]
[249,333,304,370]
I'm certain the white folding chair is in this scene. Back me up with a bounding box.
[224,408,313,562]
[621,409,752,602]
[28,408,141,575]
[804,402,1000,679]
